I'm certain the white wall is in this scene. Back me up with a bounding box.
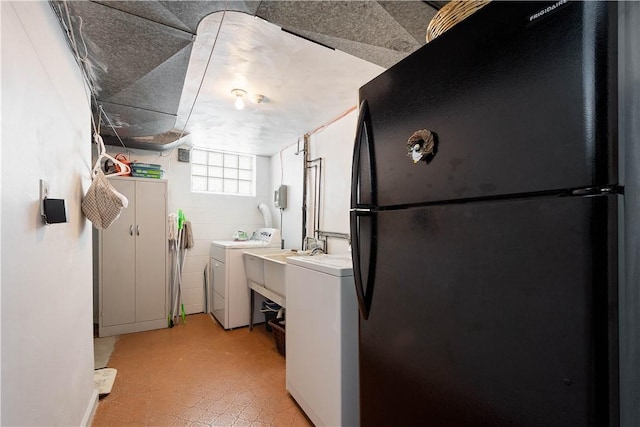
[270,142,304,250]
[103,145,273,314]
[0,3,3,417]
[308,110,357,254]
[272,111,358,254]
[1,2,97,425]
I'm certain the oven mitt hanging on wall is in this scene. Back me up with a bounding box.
[81,169,129,229]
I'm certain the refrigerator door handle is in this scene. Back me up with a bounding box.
[350,99,376,209]
[350,209,376,320]
[351,99,377,319]
[351,100,365,208]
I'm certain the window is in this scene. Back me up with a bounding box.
[191,148,255,196]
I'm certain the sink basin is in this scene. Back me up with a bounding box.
[263,252,298,264]
[263,254,295,296]
[243,250,300,297]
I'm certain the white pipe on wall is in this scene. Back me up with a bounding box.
[258,203,273,228]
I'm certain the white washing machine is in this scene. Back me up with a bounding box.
[210,228,281,329]
[285,254,359,427]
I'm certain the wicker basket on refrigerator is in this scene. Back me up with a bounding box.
[426,0,491,42]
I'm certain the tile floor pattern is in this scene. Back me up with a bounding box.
[92,314,312,426]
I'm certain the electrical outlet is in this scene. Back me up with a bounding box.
[40,179,49,216]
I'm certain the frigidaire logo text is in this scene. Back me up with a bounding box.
[529,0,568,22]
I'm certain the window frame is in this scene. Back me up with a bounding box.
[190,147,256,197]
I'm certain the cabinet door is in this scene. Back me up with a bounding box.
[101,179,136,327]
[134,180,167,322]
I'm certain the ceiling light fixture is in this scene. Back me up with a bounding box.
[231,88,247,110]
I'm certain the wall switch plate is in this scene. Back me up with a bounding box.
[178,148,190,163]
[42,199,68,224]
[39,179,49,216]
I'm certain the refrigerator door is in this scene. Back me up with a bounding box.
[358,194,619,426]
[359,1,618,208]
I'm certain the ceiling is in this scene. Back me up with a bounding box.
[51,1,444,156]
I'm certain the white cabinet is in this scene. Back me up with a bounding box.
[99,177,168,337]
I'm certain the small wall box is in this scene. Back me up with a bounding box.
[274,185,287,209]
[42,199,67,224]
[178,148,190,163]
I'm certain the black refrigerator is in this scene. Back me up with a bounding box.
[350,2,639,426]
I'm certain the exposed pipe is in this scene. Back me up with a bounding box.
[301,134,309,248]
[316,158,322,233]
[298,106,352,249]
[177,7,227,142]
[307,163,318,239]
[316,230,350,253]
[294,136,304,155]
[280,209,284,248]
[316,230,350,241]
[306,105,357,136]
[258,203,273,228]
[316,164,320,236]
[307,157,323,236]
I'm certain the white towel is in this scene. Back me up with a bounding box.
[168,213,178,241]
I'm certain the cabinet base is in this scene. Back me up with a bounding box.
[99,318,167,337]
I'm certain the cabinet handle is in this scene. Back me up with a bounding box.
[136,225,140,236]
[129,225,134,236]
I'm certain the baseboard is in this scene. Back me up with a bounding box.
[81,389,99,427]
[98,318,168,337]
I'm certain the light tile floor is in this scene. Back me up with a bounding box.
[92,314,311,426]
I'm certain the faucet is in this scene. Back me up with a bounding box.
[304,236,326,255]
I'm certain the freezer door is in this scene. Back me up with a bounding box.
[360,1,618,207]
[359,195,619,426]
